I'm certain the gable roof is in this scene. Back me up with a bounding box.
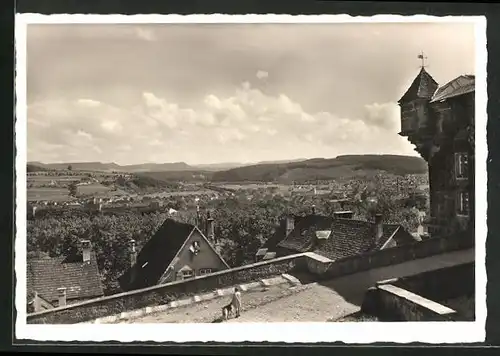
[118,219,229,291]
[27,252,104,303]
[399,67,440,103]
[277,214,405,260]
[430,75,475,103]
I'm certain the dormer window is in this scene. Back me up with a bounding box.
[189,241,201,255]
[455,152,469,179]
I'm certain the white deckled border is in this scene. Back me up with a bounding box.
[14,14,487,344]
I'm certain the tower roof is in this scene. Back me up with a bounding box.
[430,74,475,103]
[398,67,439,104]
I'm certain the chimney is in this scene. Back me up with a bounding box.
[206,210,215,243]
[374,214,383,243]
[57,287,67,307]
[129,239,137,267]
[196,205,201,227]
[285,215,295,237]
[311,205,316,215]
[81,240,91,263]
[33,291,41,312]
[333,211,354,219]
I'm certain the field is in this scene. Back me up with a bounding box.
[77,183,112,195]
[140,190,215,198]
[27,187,75,202]
[27,175,81,187]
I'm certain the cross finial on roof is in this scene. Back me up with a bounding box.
[418,51,428,69]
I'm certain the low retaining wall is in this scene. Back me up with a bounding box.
[27,253,308,324]
[362,284,458,321]
[392,262,474,302]
[322,233,473,280]
[27,232,473,324]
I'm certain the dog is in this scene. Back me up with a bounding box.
[221,303,235,321]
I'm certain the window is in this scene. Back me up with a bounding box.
[181,270,194,279]
[401,103,417,132]
[198,268,212,276]
[457,191,470,216]
[189,241,201,255]
[455,152,469,179]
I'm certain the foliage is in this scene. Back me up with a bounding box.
[27,176,426,296]
[27,212,168,295]
[27,164,47,172]
[130,174,180,190]
[68,182,78,197]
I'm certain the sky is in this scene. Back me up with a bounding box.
[25,21,476,165]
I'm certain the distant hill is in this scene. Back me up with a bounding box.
[255,158,307,165]
[191,162,245,171]
[138,170,215,182]
[27,161,195,173]
[211,155,427,182]
[28,155,427,181]
[28,161,123,172]
[122,162,193,172]
[27,163,48,172]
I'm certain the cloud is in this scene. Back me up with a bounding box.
[256,70,269,80]
[135,27,156,41]
[27,82,416,164]
[363,102,401,130]
[77,99,101,107]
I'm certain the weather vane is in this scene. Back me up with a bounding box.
[418,51,428,68]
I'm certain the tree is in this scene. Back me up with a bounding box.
[68,182,78,197]
[68,164,73,171]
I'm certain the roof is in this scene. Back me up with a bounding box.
[27,252,104,303]
[118,219,193,291]
[430,75,475,103]
[399,67,440,103]
[256,248,268,256]
[277,214,405,260]
[262,215,304,251]
[118,218,229,291]
[263,252,276,260]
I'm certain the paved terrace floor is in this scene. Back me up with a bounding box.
[115,248,474,323]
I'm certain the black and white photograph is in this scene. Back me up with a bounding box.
[15,14,487,343]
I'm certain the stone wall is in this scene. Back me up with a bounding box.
[27,232,473,324]
[27,253,307,324]
[322,232,473,280]
[361,284,458,321]
[393,262,474,302]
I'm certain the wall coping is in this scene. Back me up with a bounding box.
[27,232,472,322]
[303,252,334,263]
[378,284,456,316]
[27,252,307,318]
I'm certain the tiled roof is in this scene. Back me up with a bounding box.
[430,75,475,103]
[262,215,304,250]
[399,67,440,103]
[118,219,196,291]
[27,252,104,303]
[277,214,404,260]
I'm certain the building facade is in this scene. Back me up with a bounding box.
[118,216,230,292]
[398,67,475,237]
